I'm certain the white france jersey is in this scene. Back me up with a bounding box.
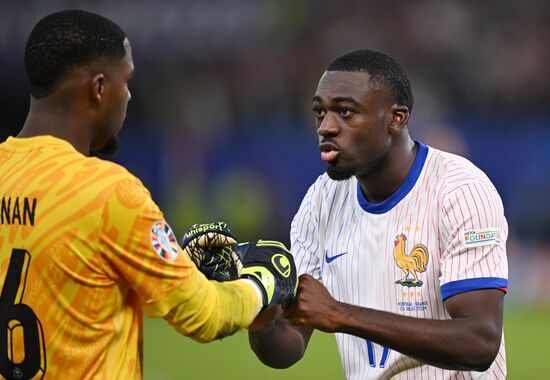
[291,142,508,380]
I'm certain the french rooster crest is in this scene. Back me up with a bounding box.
[393,233,429,287]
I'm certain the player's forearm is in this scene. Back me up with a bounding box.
[248,306,311,368]
[332,301,501,371]
[157,272,261,342]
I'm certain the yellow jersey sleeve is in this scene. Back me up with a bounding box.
[99,176,260,342]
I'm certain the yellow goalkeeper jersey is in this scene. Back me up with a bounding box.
[0,135,260,380]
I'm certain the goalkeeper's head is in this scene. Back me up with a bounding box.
[24,10,133,156]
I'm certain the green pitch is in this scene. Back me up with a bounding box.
[143,307,549,379]
[143,318,344,379]
[504,307,549,379]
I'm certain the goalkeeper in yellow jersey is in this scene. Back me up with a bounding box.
[0,10,296,380]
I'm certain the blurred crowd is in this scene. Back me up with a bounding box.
[1,0,549,304]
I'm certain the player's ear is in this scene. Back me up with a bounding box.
[90,73,105,106]
[388,105,409,135]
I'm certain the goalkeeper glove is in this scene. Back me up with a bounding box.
[235,240,298,309]
[179,222,242,281]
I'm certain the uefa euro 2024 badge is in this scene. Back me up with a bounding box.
[150,220,179,261]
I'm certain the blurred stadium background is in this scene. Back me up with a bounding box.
[1,1,549,378]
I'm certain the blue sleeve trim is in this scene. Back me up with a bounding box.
[440,277,508,301]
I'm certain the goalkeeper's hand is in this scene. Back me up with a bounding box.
[236,240,298,309]
[179,222,242,281]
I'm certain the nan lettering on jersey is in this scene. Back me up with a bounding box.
[1,196,37,226]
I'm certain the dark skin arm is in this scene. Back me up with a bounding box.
[248,305,314,369]
[279,274,504,372]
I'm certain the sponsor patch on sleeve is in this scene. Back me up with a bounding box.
[463,228,502,247]
[150,220,179,261]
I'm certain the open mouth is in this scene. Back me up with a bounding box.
[319,142,340,162]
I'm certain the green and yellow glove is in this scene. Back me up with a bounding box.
[235,240,298,309]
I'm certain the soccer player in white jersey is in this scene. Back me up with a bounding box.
[246,49,508,379]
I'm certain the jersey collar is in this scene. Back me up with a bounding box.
[5,135,77,152]
[357,141,429,214]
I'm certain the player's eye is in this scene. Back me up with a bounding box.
[338,107,352,117]
[312,106,325,117]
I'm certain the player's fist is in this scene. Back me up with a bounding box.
[179,222,241,281]
[236,240,297,309]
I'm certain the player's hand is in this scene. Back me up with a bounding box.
[179,222,242,281]
[236,240,298,309]
[283,274,343,333]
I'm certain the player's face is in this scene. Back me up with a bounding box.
[94,38,134,155]
[312,71,396,180]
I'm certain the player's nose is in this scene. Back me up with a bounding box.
[317,113,340,137]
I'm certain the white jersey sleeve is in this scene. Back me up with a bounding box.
[439,179,509,300]
[291,179,322,280]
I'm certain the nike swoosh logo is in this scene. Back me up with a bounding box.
[325,251,348,264]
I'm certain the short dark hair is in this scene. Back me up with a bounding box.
[327,49,413,111]
[25,9,126,98]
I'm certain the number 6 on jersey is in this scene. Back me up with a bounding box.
[0,249,46,380]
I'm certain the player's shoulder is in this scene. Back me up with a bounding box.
[84,156,151,198]
[425,145,496,194]
[308,172,355,197]
[298,173,356,214]
[87,156,140,183]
